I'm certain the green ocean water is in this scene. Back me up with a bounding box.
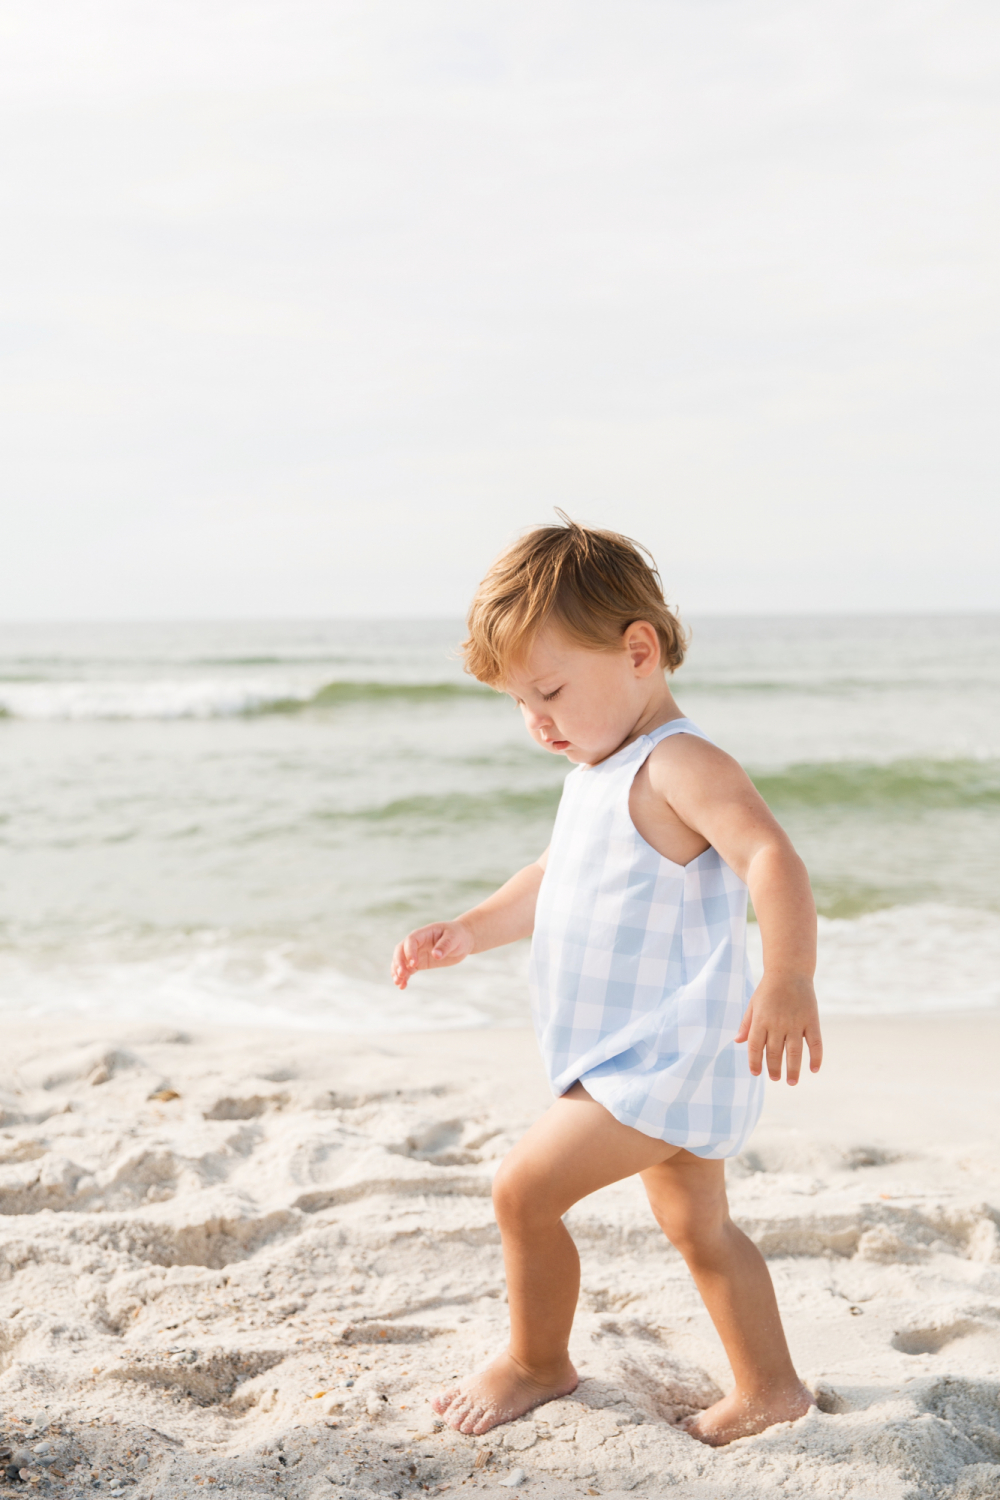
[0,615,997,1027]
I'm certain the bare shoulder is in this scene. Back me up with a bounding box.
[646,730,746,781]
[641,726,779,858]
[634,727,778,859]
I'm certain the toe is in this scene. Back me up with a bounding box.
[445,1398,473,1431]
[459,1406,486,1435]
[432,1387,460,1415]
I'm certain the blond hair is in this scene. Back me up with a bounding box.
[462,514,687,686]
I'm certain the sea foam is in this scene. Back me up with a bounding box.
[0,677,488,719]
[0,905,995,1032]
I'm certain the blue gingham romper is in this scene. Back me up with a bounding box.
[528,717,765,1159]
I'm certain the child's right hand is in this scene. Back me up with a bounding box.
[391,920,475,989]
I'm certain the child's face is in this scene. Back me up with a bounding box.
[503,621,660,765]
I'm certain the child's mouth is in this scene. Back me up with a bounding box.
[548,739,570,751]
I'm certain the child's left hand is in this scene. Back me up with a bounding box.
[735,974,823,1084]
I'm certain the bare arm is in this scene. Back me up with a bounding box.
[391,849,548,990]
[647,736,822,1084]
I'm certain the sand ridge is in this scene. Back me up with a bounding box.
[0,1020,997,1498]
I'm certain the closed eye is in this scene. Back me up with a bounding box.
[542,686,562,702]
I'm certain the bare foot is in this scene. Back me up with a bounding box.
[683,1382,816,1447]
[431,1349,578,1436]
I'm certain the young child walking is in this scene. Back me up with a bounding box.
[391,518,823,1447]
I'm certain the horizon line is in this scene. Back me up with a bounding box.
[0,608,998,627]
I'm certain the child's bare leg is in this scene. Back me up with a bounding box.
[432,1084,679,1435]
[641,1154,815,1444]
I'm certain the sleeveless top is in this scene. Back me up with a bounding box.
[528,717,764,1159]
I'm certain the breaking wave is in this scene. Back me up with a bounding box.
[268,758,1000,829]
[752,758,1000,810]
[0,678,491,720]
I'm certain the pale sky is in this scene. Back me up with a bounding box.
[2,0,998,618]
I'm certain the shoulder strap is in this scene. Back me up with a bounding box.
[645,716,714,748]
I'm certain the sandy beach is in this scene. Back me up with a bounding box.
[3,0,998,1490]
[0,1015,997,1499]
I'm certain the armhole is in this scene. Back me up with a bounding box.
[626,728,714,871]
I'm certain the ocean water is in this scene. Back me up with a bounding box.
[0,616,998,1031]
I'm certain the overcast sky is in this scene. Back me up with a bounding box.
[2,0,998,618]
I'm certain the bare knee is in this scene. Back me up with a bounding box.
[646,1187,732,1265]
[492,1156,540,1231]
[492,1154,563,1233]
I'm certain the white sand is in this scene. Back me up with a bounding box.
[0,1015,998,1499]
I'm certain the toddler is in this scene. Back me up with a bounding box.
[392,518,822,1446]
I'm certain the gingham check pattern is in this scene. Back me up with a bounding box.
[529,718,765,1159]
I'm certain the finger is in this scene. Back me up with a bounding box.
[806,1023,824,1073]
[765,1030,785,1082]
[784,1036,803,1086]
[404,928,437,969]
[746,1022,765,1077]
[734,1001,753,1043]
[431,930,456,960]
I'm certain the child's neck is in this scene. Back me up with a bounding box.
[618,681,685,753]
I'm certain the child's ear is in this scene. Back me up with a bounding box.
[623,621,661,677]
